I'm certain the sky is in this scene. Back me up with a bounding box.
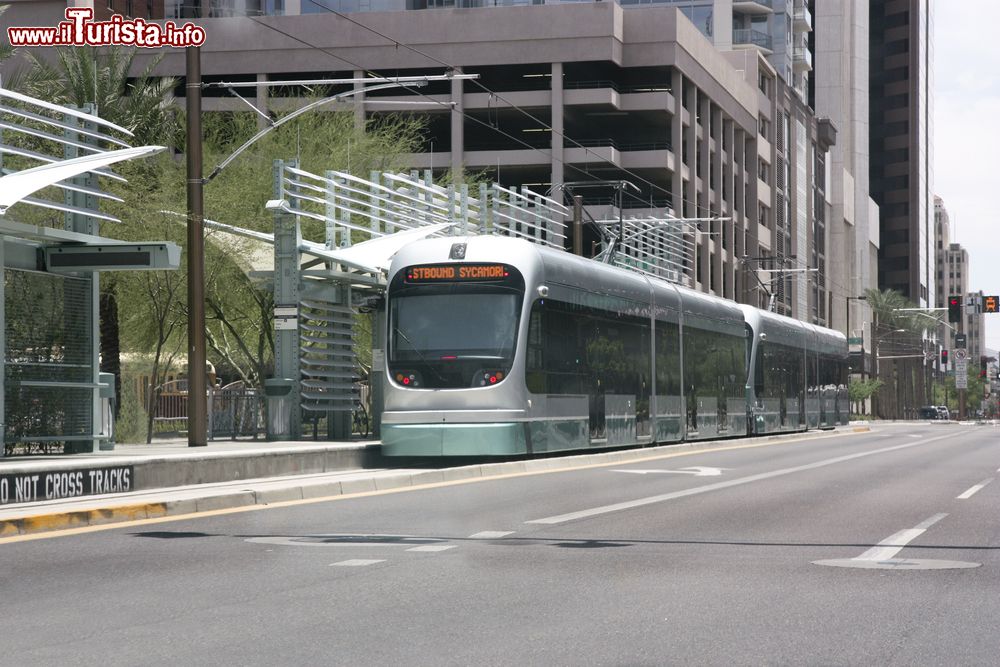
[934,1,1000,352]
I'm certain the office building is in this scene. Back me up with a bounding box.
[813,0,878,344]
[869,0,934,307]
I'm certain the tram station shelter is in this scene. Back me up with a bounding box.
[0,89,178,456]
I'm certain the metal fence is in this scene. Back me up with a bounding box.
[209,384,264,439]
[151,382,265,440]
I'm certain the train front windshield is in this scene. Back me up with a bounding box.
[388,263,524,389]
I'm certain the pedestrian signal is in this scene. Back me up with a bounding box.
[982,295,999,313]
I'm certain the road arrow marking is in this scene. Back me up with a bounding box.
[612,466,726,477]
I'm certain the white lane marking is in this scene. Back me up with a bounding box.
[854,514,947,562]
[957,478,994,500]
[612,466,726,476]
[468,531,514,539]
[330,559,385,567]
[406,545,457,552]
[907,434,923,438]
[526,435,951,525]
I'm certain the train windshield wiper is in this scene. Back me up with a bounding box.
[392,327,449,385]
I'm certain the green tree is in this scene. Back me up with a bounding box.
[848,378,883,417]
[109,108,425,404]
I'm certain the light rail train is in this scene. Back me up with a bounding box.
[381,236,848,456]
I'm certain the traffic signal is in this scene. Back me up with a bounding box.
[941,349,949,365]
[948,295,962,323]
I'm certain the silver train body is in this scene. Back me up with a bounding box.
[381,236,848,456]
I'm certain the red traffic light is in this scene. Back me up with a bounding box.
[948,295,962,323]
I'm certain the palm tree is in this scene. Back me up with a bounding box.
[863,288,941,419]
[14,46,180,418]
[16,46,179,145]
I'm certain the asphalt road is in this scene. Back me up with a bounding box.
[2,423,998,666]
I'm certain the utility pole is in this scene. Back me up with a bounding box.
[186,46,207,446]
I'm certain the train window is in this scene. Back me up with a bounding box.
[392,292,519,359]
[655,320,681,397]
[526,298,650,438]
[388,288,522,389]
[682,323,747,432]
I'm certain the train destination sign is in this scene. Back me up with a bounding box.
[405,264,510,283]
[0,466,134,505]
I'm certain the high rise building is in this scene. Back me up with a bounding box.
[869,0,934,307]
[813,0,878,345]
[934,195,951,308]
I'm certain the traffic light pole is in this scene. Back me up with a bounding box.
[947,295,966,420]
[959,312,967,421]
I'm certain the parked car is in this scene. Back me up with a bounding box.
[937,406,951,420]
[918,406,940,420]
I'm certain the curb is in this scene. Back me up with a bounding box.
[0,426,868,538]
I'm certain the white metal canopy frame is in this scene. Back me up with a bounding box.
[0,87,167,219]
[0,87,175,455]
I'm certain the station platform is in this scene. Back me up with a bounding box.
[0,437,381,492]
[0,426,874,539]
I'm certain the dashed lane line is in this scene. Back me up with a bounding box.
[957,478,994,500]
[854,513,947,562]
[813,512,979,569]
[468,531,514,539]
[406,544,456,552]
[330,559,385,567]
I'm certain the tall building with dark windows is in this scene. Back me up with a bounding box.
[869,0,934,307]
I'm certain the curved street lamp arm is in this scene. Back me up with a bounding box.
[204,80,427,183]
